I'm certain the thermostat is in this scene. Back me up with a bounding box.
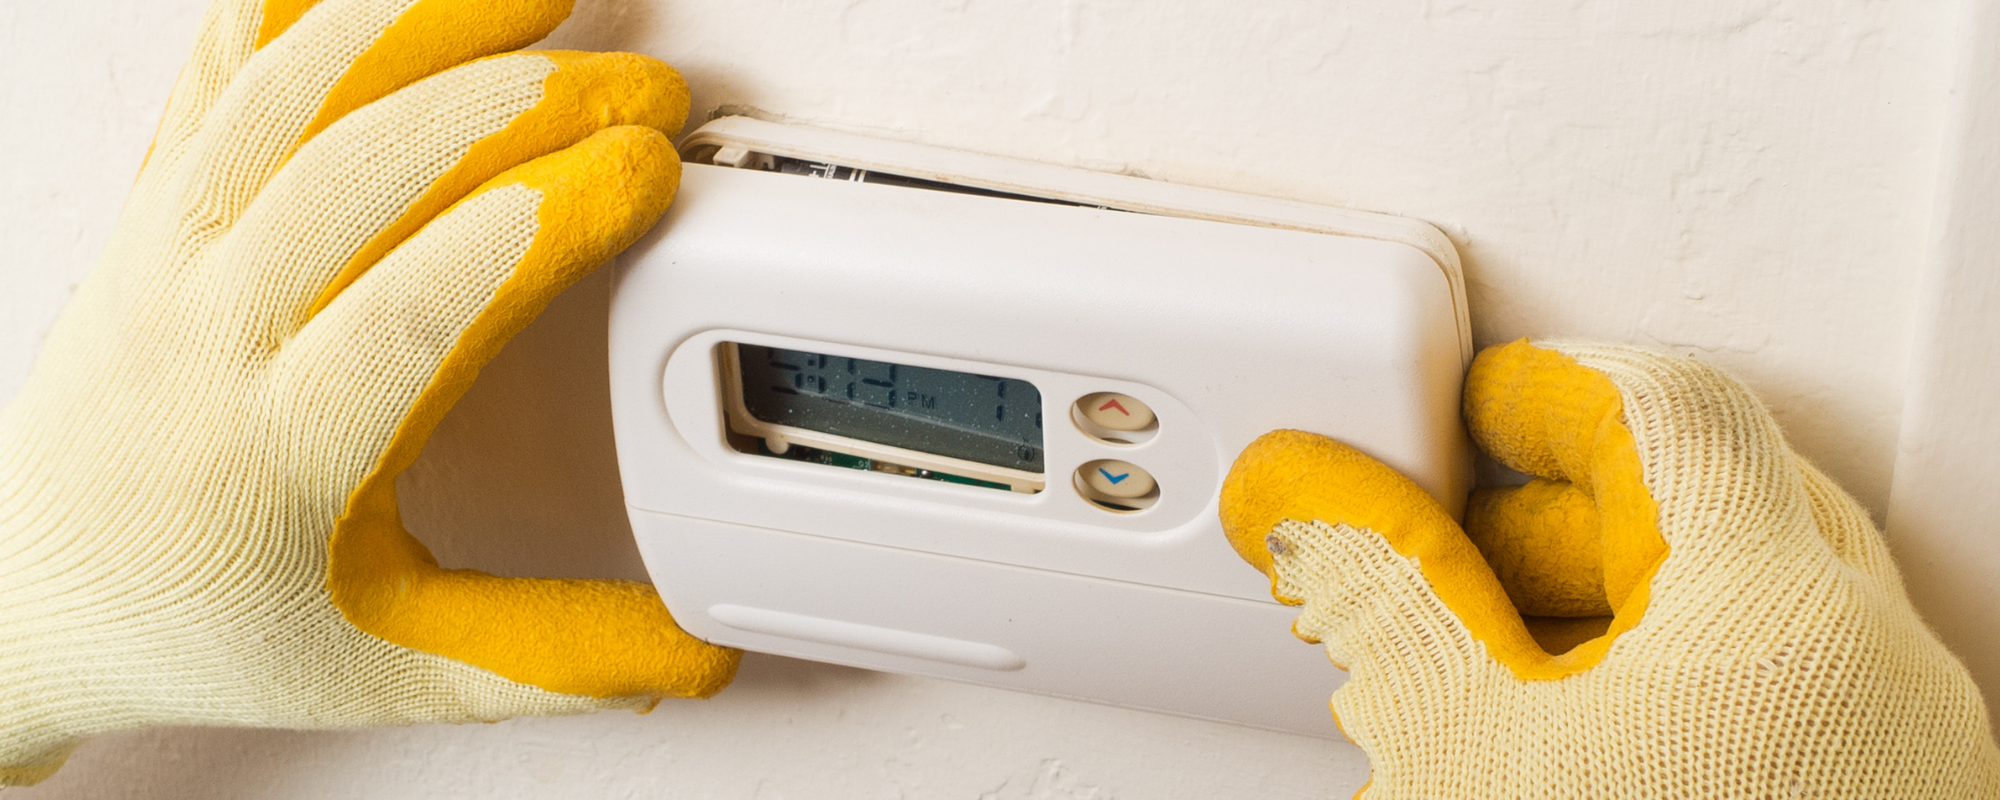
[608,117,1473,736]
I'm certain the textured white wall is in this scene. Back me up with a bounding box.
[1887,0,2000,729]
[0,0,1980,797]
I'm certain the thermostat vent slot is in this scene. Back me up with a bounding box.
[703,144,1103,210]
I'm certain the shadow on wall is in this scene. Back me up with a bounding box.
[395,267,653,582]
[13,651,1366,798]
[12,655,896,800]
[536,0,665,63]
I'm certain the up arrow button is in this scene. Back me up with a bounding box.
[1076,392,1156,432]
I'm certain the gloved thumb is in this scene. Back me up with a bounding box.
[1220,431,1576,680]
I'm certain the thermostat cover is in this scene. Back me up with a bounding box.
[608,117,1473,737]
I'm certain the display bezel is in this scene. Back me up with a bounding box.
[719,343,1047,493]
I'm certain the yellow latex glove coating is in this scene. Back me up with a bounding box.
[1221,339,2000,798]
[0,0,739,785]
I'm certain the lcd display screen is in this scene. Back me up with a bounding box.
[734,344,1044,472]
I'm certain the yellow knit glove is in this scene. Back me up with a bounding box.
[1221,340,2000,797]
[0,0,739,785]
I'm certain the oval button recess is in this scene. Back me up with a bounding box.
[1076,392,1155,431]
[707,604,1027,672]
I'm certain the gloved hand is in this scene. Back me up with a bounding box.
[1221,339,2000,797]
[0,0,739,785]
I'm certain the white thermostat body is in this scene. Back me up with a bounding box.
[608,117,1473,737]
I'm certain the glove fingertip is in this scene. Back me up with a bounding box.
[1222,430,1456,564]
[1221,430,1330,579]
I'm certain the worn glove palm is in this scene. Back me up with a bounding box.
[0,0,738,784]
[1222,340,2000,797]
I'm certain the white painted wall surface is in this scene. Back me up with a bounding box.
[1886,0,2000,726]
[0,0,1989,797]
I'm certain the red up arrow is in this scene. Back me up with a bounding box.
[1097,398,1130,416]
